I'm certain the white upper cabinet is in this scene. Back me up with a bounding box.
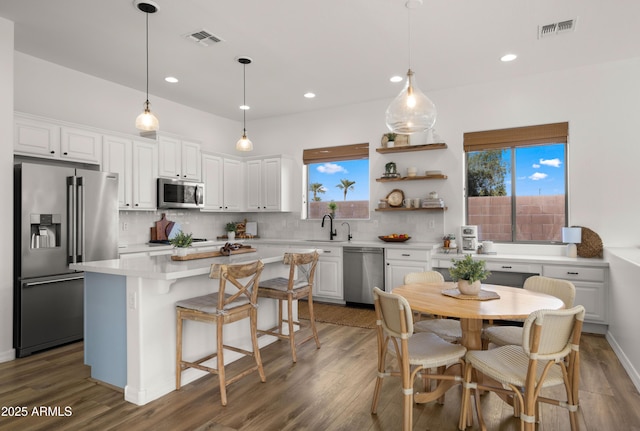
[103,135,157,210]
[223,158,244,212]
[14,114,101,164]
[201,153,224,211]
[14,115,60,157]
[60,126,102,164]
[158,135,201,181]
[245,156,292,212]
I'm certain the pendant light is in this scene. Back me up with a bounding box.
[134,0,159,132]
[385,0,436,135]
[236,57,254,151]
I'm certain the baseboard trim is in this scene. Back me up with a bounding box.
[606,331,640,393]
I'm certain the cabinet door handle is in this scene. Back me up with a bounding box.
[50,150,55,154]
[501,265,512,269]
[63,152,68,155]
[567,271,579,275]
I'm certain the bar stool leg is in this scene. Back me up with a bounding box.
[175,311,183,390]
[287,295,297,362]
[217,316,227,406]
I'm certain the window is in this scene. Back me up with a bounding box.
[464,122,568,242]
[303,143,370,220]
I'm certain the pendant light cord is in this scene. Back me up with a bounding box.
[407,4,412,70]
[145,13,150,104]
[242,63,247,133]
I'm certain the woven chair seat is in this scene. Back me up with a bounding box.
[259,277,309,292]
[466,345,565,388]
[483,325,522,347]
[414,319,462,343]
[407,332,467,367]
[176,292,250,314]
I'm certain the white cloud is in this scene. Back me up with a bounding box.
[316,163,347,174]
[539,158,562,168]
[532,163,540,168]
[529,172,548,181]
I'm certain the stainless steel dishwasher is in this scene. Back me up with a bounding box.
[343,246,385,306]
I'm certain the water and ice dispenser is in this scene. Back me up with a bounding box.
[30,214,61,249]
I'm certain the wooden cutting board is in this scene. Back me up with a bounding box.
[170,247,257,261]
[155,213,171,241]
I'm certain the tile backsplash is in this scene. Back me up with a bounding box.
[118,210,446,245]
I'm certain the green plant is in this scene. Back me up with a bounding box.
[328,201,337,212]
[225,222,237,233]
[449,255,490,283]
[385,132,397,141]
[169,230,193,248]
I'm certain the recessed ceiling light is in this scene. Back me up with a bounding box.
[390,75,403,83]
[165,76,179,83]
[240,104,250,110]
[501,53,517,62]
[304,92,316,99]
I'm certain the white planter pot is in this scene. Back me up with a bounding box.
[458,279,481,295]
[227,231,235,241]
[175,247,189,257]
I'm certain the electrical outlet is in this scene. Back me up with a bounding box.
[122,222,128,231]
[128,292,137,310]
[428,219,435,229]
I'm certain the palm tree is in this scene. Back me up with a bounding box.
[309,183,326,201]
[336,179,356,201]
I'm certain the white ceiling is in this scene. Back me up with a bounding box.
[1,0,638,122]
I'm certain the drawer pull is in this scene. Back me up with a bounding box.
[501,266,512,269]
[567,271,579,275]
[323,250,332,253]
[402,254,411,257]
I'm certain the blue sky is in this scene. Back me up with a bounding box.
[308,159,369,201]
[507,144,565,196]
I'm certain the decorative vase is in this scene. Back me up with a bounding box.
[458,279,481,295]
[227,231,235,241]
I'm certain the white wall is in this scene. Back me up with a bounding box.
[252,57,640,248]
[0,17,14,361]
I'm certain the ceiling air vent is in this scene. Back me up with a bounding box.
[184,29,224,46]
[538,18,577,39]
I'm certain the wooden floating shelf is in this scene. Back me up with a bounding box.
[376,143,447,154]
[375,207,447,212]
[376,174,447,182]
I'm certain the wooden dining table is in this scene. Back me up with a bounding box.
[393,282,565,351]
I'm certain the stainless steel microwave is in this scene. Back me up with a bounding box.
[157,178,204,209]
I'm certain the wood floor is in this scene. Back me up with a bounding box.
[1,322,639,431]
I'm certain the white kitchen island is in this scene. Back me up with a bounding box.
[70,245,308,406]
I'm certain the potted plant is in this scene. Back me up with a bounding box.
[225,222,237,241]
[449,255,490,295]
[443,233,456,248]
[385,132,397,148]
[170,230,193,256]
[327,201,337,218]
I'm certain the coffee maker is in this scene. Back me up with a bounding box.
[459,225,478,252]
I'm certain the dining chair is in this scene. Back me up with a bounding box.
[404,271,463,343]
[482,275,576,349]
[459,305,585,431]
[257,251,320,362]
[175,260,265,406]
[371,287,467,431]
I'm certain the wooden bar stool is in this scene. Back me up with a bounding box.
[175,260,265,406]
[257,251,320,362]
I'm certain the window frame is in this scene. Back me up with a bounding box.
[463,122,569,243]
[302,143,370,220]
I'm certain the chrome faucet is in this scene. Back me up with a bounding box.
[321,214,337,240]
[341,222,352,241]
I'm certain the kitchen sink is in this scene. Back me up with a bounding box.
[304,239,346,243]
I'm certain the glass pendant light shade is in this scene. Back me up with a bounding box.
[236,131,253,151]
[385,69,436,134]
[135,100,159,131]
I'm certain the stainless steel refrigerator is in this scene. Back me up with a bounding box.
[14,162,119,357]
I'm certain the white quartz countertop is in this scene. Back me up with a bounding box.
[73,245,318,280]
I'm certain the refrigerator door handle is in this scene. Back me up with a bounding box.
[77,176,84,262]
[67,176,77,264]
[23,275,84,287]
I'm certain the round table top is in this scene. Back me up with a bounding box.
[392,282,565,320]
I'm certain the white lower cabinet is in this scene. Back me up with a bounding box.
[542,264,608,325]
[314,246,343,302]
[384,248,430,291]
